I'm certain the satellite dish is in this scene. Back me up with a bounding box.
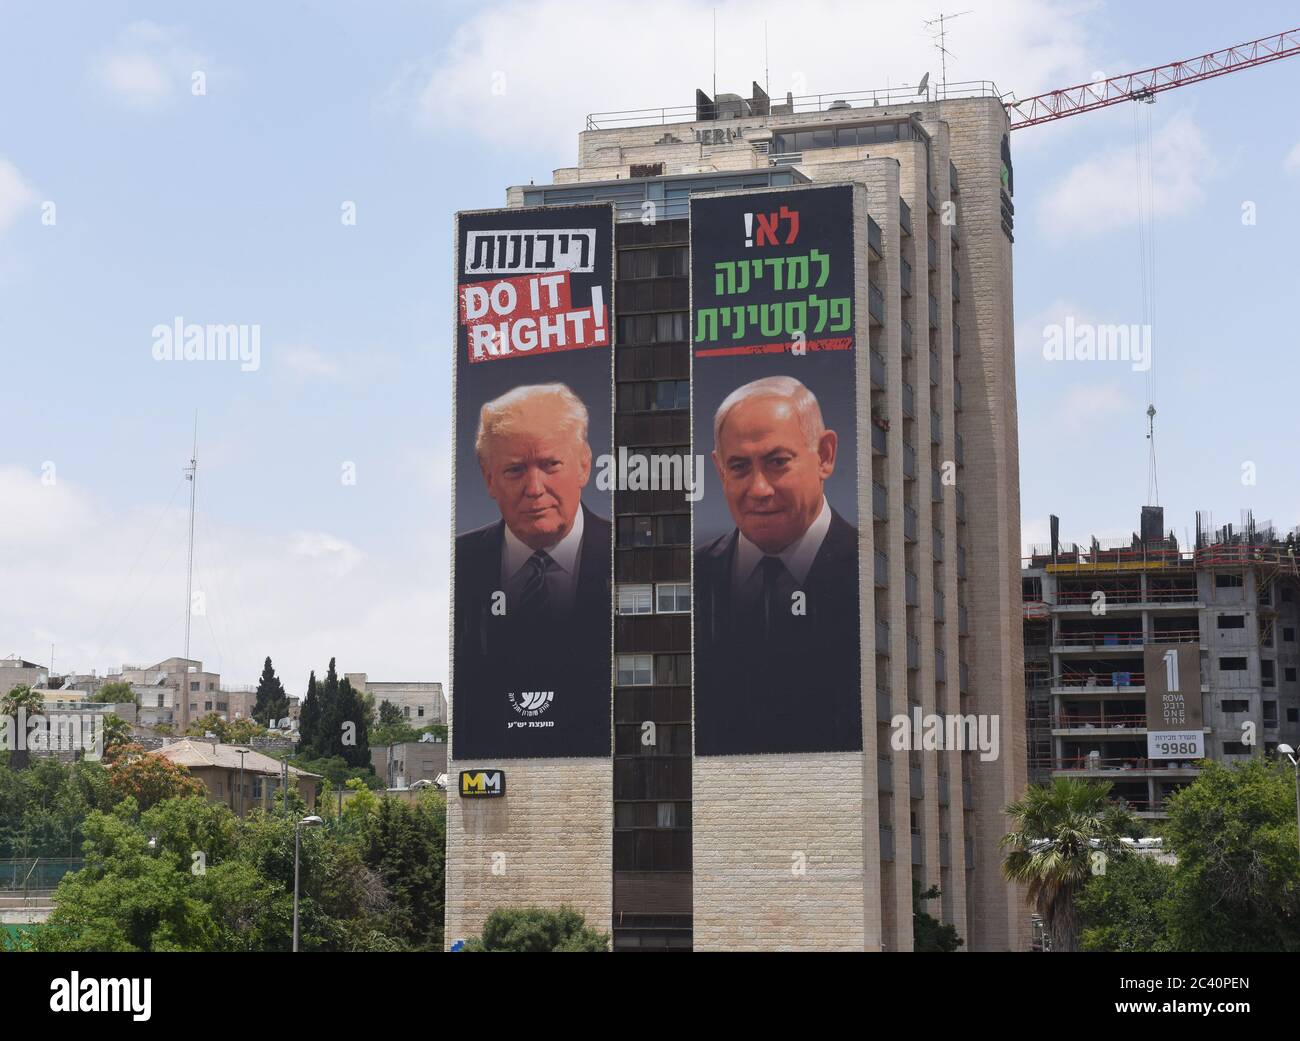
[917,73,931,96]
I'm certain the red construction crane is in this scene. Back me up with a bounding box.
[1006,27,1300,129]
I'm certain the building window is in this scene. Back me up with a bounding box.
[1220,700,1249,713]
[204,701,213,711]
[617,584,654,615]
[404,705,411,717]
[656,583,691,614]
[190,681,200,691]
[1215,573,1243,588]
[252,777,263,799]
[417,706,425,718]
[1222,741,1251,755]
[617,515,655,548]
[1284,627,1296,643]
[1218,657,1248,672]
[616,654,654,686]
[216,702,227,712]
[1286,667,1298,684]
[1216,615,1245,629]
[1289,708,1299,723]
[654,653,690,685]
[1262,661,1276,686]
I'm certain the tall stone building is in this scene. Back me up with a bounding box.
[447,83,1027,951]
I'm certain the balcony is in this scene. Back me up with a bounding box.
[876,688,891,719]
[899,198,912,236]
[936,648,947,681]
[868,216,883,259]
[951,224,960,250]
[1051,711,1148,735]
[907,635,920,670]
[931,470,943,503]
[1052,671,1146,692]
[932,529,944,561]
[927,236,938,271]
[952,268,961,301]
[880,825,895,862]
[901,257,913,297]
[1052,630,1146,651]
[901,318,914,357]
[903,440,916,478]
[904,506,918,542]
[875,550,889,587]
[962,778,972,808]
[928,294,940,328]
[905,570,919,607]
[958,604,969,635]
[940,832,952,867]
[930,411,942,445]
[909,764,924,797]
[876,619,890,654]
[954,379,963,411]
[929,349,940,386]
[902,382,915,418]
[955,488,966,523]
[927,184,938,213]
[912,830,923,865]
[954,432,964,465]
[878,757,893,793]
[957,544,967,578]
[869,282,885,325]
[872,422,887,455]
[873,481,888,521]
[953,323,961,356]
[870,348,886,390]
[949,160,959,193]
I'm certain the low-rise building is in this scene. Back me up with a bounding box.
[371,738,448,789]
[151,738,319,814]
[346,673,446,726]
[0,657,49,698]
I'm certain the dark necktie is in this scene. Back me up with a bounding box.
[517,550,552,618]
[759,555,785,639]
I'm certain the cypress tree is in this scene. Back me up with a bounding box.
[253,656,291,727]
[298,670,320,756]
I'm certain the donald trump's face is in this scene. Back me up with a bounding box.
[480,393,592,552]
[714,393,837,555]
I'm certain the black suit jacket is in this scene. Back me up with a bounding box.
[453,503,612,759]
[694,507,863,755]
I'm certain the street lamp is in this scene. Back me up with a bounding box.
[1278,744,1299,859]
[292,814,323,952]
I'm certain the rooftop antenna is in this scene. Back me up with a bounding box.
[183,414,198,664]
[924,10,972,96]
[918,71,931,102]
[1145,403,1159,506]
[764,21,770,96]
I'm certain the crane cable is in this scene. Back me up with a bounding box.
[1134,98,1159,506]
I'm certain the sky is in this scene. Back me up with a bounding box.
[1,0,1298,693]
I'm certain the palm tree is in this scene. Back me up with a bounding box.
[1001,777,1136,952]
[1,683,46,770]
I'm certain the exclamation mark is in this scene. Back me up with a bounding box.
[744,212,754,247]
[590,285,606,344]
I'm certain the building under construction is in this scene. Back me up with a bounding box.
[1023,507,1300,818]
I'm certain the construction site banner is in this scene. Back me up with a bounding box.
[1143,643,1205,759]
[691,183,863,756]
[451,204,614,760]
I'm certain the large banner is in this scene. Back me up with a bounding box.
[452,204,614,760]
[1143,643,1204,759]
[692,184,863,755]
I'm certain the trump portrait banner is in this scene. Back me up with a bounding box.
[691,184,864,756]
[452,203,615,760]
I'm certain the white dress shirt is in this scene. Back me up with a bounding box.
[732,496,831,591]
[501,506,584,614]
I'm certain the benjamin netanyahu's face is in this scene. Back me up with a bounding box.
[481,398,591,551]
[714,394,836,554]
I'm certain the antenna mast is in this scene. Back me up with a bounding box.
[924,10,972,95]
[1146,404,1159,506]
[183,416,198,662]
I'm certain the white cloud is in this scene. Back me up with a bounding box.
[1039,110,1213,240]
[0,466,447,695]
[394,0,1093,151]
[94,21,210,108]
[1284,141,1300,175]
[0,158,37,235]
[1058,382,1131,429]
[279,345,345,381]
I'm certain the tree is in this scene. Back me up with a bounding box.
[363,792,446,950]
[1,684,46,770]
[1161,757,1300,951]
[337,676,371,770]
[463,905,609,952]
[186,712,232,742]
[252,657,290,728]
[99,714,134,759]
[298,671,320,757]
[108,750,206,810]
[912,881,963,951]
[378,701,404,727]
[1077,852,1175,952]
[1001,777,1136,953]
[98,680,138,706]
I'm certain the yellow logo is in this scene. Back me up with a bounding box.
[460,770,505,797]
